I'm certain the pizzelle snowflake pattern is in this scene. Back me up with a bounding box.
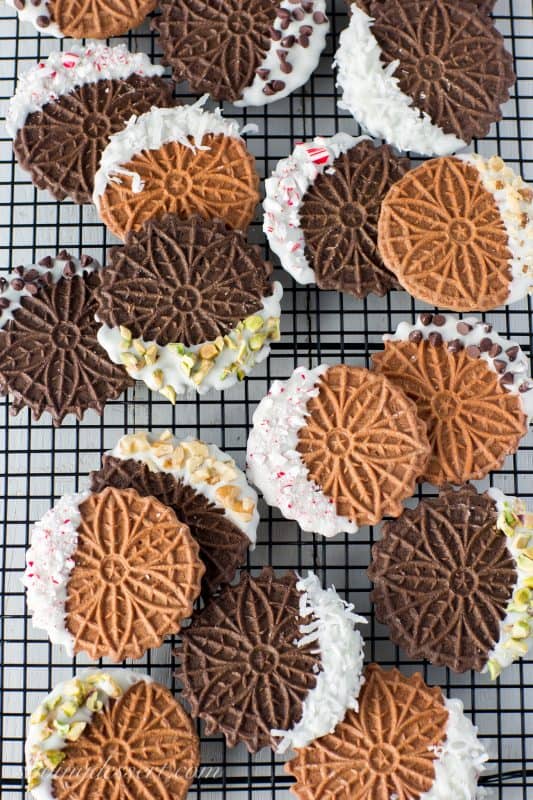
[378,157,513,311]
[90,455,250,594]
[14,76,175,205]
[296,366,430,525]
[372,338,528,485]
[368,485,517,673]
[177,568,321,752]
[286,664,448,800]
[0,259,132,425]
[65,487,204,662]
[48,0,157,39]
[368,0,515,143]
[299,140,409,297]
[154,0,278,102]
[98,134,260,240]
[52,680,199,800]
[96,215,273,348]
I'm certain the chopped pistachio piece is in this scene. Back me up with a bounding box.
[119,325,132,342]
[514,587,531,607]
[41,750,66,771]
[106,676,124,698]
[53,720,70,737]
[66,721,87,741]
[46,694,62,711]
[524,576,533,589]
[214,336,225,352]
[199,343,218,360]
[121,352,141,369]
[60,700,78,718]
[236,368,246,381]
[132,339,146,356]
[28,767,43,791]
[249,333,265,351]
[244,315,264,332]
[487,659,502,681]
[192,360,214,385]
[144,344,159,365]
[223,335,237,350]
[511,620,531,639]
[85,691,103,712]
[30,704,48,724]
[152,369,164,390]
[160,385,177,405]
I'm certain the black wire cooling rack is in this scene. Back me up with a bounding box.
[1,1,532,798]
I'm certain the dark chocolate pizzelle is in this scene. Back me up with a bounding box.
[91,455,250,594]
[14,75,175,205]
[176,568,321,752]
[299,140,409,297]
[361,0,515,144]
[154,0,279,102]
[0,255,132,426]
[368,485,517,672]
[96,214,274,348]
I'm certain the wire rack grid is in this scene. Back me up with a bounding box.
[0,0,532,798]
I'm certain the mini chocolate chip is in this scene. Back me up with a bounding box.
[80,255,93,267]
[14,0,25,9]
[428,332,443,347]
[38,255,53,268]
[256,68,270,80]
[281,35,296,47]
[313,10,327,22]
[270,79,286,92]
[36,14,50,26]
[299,24,313,34]
[0,277,7,290]
[506,345,519,361]
[277,48,288,59]
[433,314,446,326]
[263,84,276,96]
[63,261,75,278]
[11,278,24,291]
[280,60,293,73]
[447,339,464,353]
[25,282,38,295]
[301,0,314,9]
[280,18,290,28]
[0,297,10,309]
[420,312,433,326]
[479,337,493,353]
[489,343,502,357]
[501,372,514,385]
[58,249,70,259]
[456,321,471,335]
[408,330,423,343]
[41,271,53,285]
[292,8,305,19]
[299,34,310,47]
[270,27,282,40]
[276,7,290,17]
[484,323,493,333]
[519,382,532,393]
[15,265,25,276]
[493,359,507,374]
[466,345,481,358]
[24,268,39,282]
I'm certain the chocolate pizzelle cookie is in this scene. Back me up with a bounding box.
[372,313,533,486]
[369,484,533,676]
[93,99,260,240]
[90,430,258,594]
[286,663,488,800]
[335,1,515,156]
[246,364,430,536]
[95,214,282,398]
[7,45,175,205]
[23,487,204,661]
[263,134,408,296]
[177,568,366,753]
[0,252,132,426]
[154,0,328,106]
[378,154,533,311]
[26,670,199,800]
[7,0,156,38]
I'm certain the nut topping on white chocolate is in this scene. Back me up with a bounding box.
[385,313,533,421]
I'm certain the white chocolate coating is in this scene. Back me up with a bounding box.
[108,430,258,546]
[6,0,62,39]
[22,492,90,656]
[93,97,258,206]
[96,282,282,397]
[385,313,533,422]
[334,5,466,156]
[6,43,165,137]
[421,696,488,800]
[246,365,359,537]
[263,133,366,283]
[273,571,366,752]
[236,0,328,107]
[459,153,533,306]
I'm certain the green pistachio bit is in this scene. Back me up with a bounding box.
[236,321,244,332]
[85,691,103,712]
[46,694,62,711]
[106,677,123,698]
[504,638,529,656]
[182,354,196,369]
[249,333,265,351]
[497,510,516,537]
[167,343,183,356]
[160,385,177,405]
[517,554,533,573]
[514,587,531,606]
[30,704,48,724]
[121,352,141,369]
[236,368,246,381]
[64,679,84,698]
[28,767,43,791]
[192,360,214,385]
[36,725,54,742]
[223,335,237,350]
[214,336,225,352]
[66,721,87,741]
[507,602,526,614]
[132,339,146,356]
[515,534,532,550]
[119,325,132,342]
[265,317,281,341]
[236,341,248,361]
[144,344,159,365]
[42,750,66,771]
[152,369,164,390]
[244,315,264,332]
[487,659,502,681]
[120,338,131,351]
[180,361,192,377]
[53,720,70,737]
[524,576,533,589]
[86,673,109,685]
[60,700,78,718]
[511,620,531,639]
